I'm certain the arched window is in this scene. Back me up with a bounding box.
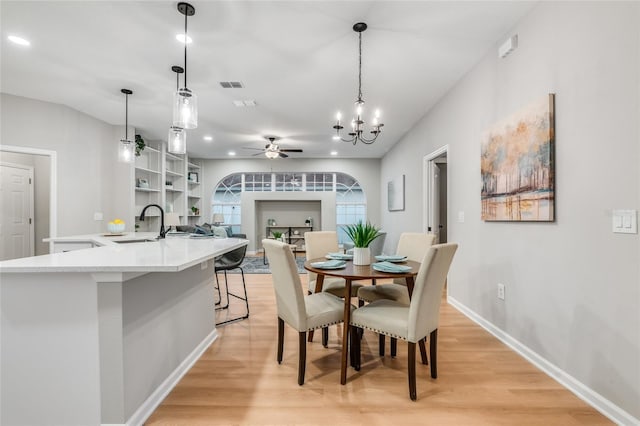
[211,172,366,242]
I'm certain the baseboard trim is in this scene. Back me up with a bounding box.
[120,329,219,426]
[447,296,638,426]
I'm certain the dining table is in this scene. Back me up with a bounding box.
[304,257,421,385]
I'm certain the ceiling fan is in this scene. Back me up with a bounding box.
[244,136,303,159]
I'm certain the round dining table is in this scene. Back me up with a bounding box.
[304,258,421,385]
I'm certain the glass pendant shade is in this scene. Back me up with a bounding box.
[173,88,197,129]
[168,126,186,154]
[118,88,134,163]
[118,139,134,163]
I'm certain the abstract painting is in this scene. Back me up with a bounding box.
[481,94,555,221]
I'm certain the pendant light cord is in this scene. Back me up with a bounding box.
[124,93,128,140]
[184,11,188,89]
[357,31,363,101]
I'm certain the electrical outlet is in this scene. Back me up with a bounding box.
[94,212,103,221]
[497,283,505,300]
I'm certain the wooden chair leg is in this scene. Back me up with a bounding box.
[322,327,328,347]
[408,341,417,401]
[277,317,284,364]
[351,326,361,371]
[379,334,385,356]
[429,329,438,379]
[419,338,428,365]
[298,331,306,385]
[307,329,314,342]
[358,299,364,307]
[391,337,397,357]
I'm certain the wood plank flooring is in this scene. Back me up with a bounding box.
[146,272,611,425]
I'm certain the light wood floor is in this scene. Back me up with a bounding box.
[146,272,610,425]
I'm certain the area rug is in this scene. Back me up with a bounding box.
[236,256,306,274]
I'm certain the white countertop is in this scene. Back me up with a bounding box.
[0,234,248,273]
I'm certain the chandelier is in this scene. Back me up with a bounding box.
[332,22,384,145]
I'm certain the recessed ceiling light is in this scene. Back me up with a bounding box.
[330,151,338,156]
[175,34,192,44]
[203,135,213,141]
[8,35,30,46]
[332,135,340,141]
[228,151,236,156]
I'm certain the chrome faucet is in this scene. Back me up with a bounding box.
[139,204,167,239]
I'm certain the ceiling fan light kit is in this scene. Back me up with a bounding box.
[332,22,384,145]
[118,88,135,163]
[172,2,197,138]
[243,136,303,159]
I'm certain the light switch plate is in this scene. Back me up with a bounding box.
[94,212,103,221]
[612,209,637,234]
[458,211,465,223]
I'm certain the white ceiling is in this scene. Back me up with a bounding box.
[1,1,535,159]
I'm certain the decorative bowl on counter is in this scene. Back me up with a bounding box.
[107,219,126,234]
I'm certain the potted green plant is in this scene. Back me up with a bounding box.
[135,134,146,156]
[343,220,382,265]
[191,206,199,216]
[272,231,283,241]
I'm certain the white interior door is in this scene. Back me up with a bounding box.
[431,162,441,243]
[0,163,34,260]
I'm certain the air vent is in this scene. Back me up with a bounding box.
[219,81,244,88]
[233,100,257,107]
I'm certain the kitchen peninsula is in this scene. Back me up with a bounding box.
[0,235,248,426]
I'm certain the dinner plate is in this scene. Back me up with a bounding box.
[102,232,126,237]
[375,255,408,262]
[372,261,412,273]
[310,260,347,269]
[325,253,353,260]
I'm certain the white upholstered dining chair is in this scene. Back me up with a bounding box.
[263,239,350,385]
[350,243,458,400]
[305,231,364,345]
[357,232,436,356]
[305,231,363,297]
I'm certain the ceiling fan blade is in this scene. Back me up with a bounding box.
[279,149,303,152]
[251,152,265,156]
[279,152,289,158]
[243,147,266,151]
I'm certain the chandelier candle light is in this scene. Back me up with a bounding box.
[333,22,384,145]
[169,65,187,154]
[118,89,135,163]
[172,2,197,132]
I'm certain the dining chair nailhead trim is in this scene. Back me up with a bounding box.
[307,319,344,332]
[349,322,411,341]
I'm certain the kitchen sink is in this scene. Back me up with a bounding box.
[113,239,158,244]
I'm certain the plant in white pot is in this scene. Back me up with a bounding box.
[343,221,381,266]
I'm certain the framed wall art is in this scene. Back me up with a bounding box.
[481,94,555,221]
[387,174,405,211]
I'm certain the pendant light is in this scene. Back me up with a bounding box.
[118,88,135,163]
[172,2,197,130]
[332,22,384,145]
[168,65,187,154]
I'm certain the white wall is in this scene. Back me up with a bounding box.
[1,94,134,237]
[0,151,50,255]
[380,2,639,422]
[199,157,382,222]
